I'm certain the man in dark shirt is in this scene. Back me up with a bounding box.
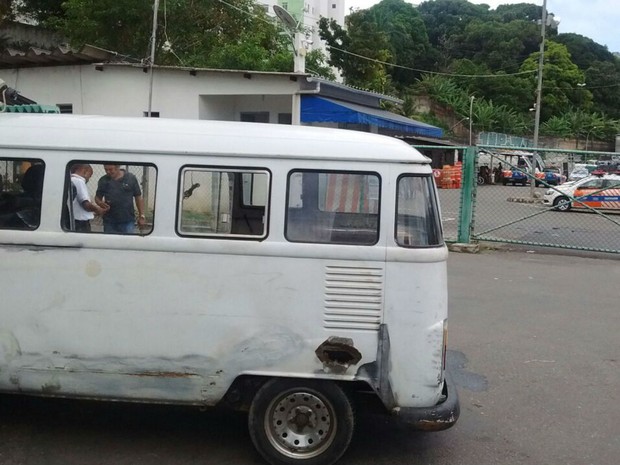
[95,164,146,234]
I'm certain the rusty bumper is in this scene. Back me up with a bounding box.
[393,371,460,431]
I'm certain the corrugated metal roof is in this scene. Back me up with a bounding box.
[0,44,130,69]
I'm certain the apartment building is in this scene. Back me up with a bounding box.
[258,0,345,57]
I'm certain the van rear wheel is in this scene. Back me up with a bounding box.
[248,379,354,465]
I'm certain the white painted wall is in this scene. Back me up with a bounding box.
[1,65,305,122]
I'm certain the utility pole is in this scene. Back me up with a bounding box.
[469,96,475,146]
[147,0,160,117]
[531,0,547,198]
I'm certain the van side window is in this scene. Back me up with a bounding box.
[285,170,380,245]
[395,175,443,247]
[62,162,156,235]
[0,158,45,230]
[178,167,269,238]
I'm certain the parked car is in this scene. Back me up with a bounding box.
[543,174,620,211]
[591,161,620,176]
[568,164,597,181]
[501,166,529,185]
[535,167,565,187]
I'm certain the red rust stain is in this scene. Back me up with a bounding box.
[132,371,198,378]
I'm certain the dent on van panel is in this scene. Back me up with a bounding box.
[427,320,446,387]
[226,328,305,368]
[0,327,308,404]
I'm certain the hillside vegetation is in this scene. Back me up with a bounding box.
[3,0,618,142]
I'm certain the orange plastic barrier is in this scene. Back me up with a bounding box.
[453,163,462,188]
[440,165,459,189]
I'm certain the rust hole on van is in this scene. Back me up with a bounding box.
[315,337,362,374]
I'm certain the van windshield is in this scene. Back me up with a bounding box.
[395,175,443,247]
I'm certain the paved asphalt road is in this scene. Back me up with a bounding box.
[1,249,618,465]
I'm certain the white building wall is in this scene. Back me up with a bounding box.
[1,65,303,121]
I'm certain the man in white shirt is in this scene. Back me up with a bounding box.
[70,164,108,232]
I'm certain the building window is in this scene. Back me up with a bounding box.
[143,111,160,117]
[278,113,292,125]
[240,112,269,123]
[332,3,336,8]
[56,103,73,114]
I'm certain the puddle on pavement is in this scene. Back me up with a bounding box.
[447,349,489,392]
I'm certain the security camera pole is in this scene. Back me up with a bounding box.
[274,5,306,73]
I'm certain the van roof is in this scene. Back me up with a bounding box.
[0,114,430,164]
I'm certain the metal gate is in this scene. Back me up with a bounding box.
[420,144,620,254]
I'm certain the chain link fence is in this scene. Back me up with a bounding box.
[425,145,620,254]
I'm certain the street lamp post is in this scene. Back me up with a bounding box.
[449,117,469,132]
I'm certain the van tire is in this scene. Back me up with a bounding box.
[248,379,354,465]
[554,196,571,212]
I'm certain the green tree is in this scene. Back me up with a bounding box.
[0,0,11,21]
[520,40,586,120]
[554,33,616,69]
[14,0,291,71]
[541,115,572,138]
[416,74,467,113]
[11,0,64,24]
[585,61,620,119]
[453,19,539,72]
[305,49,336,80]
[365,0,435,87]
[417,0,490,48]
[318,14,392,91]
[493,3,541,23]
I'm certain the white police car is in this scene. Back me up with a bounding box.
[543,174,620,211]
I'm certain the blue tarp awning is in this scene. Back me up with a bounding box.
[301,96,443,138]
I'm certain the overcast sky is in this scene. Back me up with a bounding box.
[345,0,620,53]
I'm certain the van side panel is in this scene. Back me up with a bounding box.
[0,244,384,404]
[384,253,448,408]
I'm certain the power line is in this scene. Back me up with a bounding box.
[327,45,537,78]
[543,82,620,91]
[216,0,275,27]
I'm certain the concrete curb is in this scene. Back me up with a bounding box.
[507,197,543,204]
[448,243,480,253]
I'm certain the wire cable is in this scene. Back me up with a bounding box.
[162,0,186,66]
[327,45,537,78]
